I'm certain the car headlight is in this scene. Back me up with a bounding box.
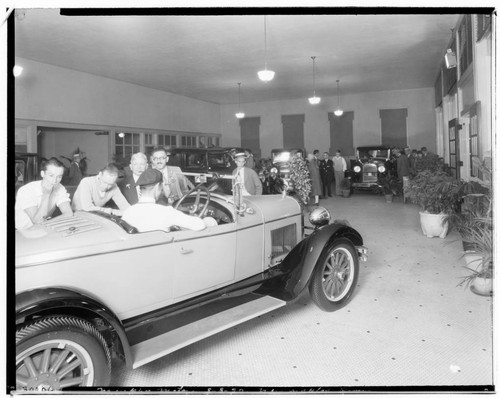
[353,165,361,173]
[378,165,386,173]
[309,207,331,227]
[270,167,278,174]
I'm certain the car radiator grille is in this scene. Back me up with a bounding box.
[362,164,378,183]
[271,224,297,260]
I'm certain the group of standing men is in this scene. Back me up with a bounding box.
[307,149,347,205]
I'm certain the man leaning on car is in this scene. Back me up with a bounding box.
[15,157,73,230]
[72,163,130,216]
[122,168,216,232]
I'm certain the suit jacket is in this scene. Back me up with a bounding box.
[119,174,139,205]
[232,167,263,195]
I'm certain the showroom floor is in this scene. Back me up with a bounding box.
[109,192,494,391]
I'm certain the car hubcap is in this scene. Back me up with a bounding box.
[16,340,94,390]
[322,248,354,301]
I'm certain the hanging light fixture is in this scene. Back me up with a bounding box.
[257,16,275,82]
[13,65,23,77]
[334,79,344,116]
[235,82,245,119]
[308,56,321,105]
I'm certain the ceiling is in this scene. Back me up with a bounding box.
[14,9,460,105]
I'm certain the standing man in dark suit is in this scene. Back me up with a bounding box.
[319,152,334,197]
[119,152,148,205]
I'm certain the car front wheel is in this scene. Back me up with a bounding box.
[309,239,359,312]
[16,315,111,391]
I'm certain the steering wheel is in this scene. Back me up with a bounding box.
[174,184,211,217]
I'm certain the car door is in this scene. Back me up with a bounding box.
[170,222,237,302]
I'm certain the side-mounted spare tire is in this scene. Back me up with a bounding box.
[309,238,359,312]
[16,315,111,391]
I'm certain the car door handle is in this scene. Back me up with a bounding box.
[180,247,193,255]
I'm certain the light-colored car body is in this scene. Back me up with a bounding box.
[14,180,367,390]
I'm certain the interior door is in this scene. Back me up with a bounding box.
[448,118,461,179]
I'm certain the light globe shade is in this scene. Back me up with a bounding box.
[13,65,23,77]
[258,69,275,82]
[308,96,321,105]
[334,108,344,117]
[235,112,245,119]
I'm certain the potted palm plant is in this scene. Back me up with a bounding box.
[377,176,403,203]
[452,156,493,295]
[404,170,460,238]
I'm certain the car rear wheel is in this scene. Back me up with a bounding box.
[16,316,111,391]
[309,239,359,312]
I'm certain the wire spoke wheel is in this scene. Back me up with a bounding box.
[309,239,359,312]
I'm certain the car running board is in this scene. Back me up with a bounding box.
[130,294,286,369]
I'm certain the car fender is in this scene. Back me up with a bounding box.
[16,287,133,368]
[268,223,364,301]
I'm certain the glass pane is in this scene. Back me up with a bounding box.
[181,136,186,146]
[171,136,177,146]
[124,133,132,145]
[133,134,140,145]
[115,132,123,144]
[158,135,164,146]
[116,146,123,156]
[15,160,26,183]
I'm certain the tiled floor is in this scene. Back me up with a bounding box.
[110,192,494,391]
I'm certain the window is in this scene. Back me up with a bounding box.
[115,132,140,166]
[469,102,480,178]
[158,134,177,148]
[458,14,473,76]
[181,135,197,147]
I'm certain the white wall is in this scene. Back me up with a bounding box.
[39,130,110,175]
[220,87,437,158]
[15,58,221,134]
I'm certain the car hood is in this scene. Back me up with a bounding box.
[244,194,301,222]
[15,212,141,267]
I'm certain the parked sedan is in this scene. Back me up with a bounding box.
[348,145,394,191]
[14,178,367,391]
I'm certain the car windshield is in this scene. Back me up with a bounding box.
[272,150,302,164]
[208,152,233,167]
[185,153,206,169]
[357,148,389,159]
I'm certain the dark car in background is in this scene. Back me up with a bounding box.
[169,147,243,193]
[15,152,41,194]
[348,146,393,191]
[270,148,304,182]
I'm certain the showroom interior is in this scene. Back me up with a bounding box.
[11,9,495,390]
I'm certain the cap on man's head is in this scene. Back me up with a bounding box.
[136,168,163,187]
[233,152,248,160]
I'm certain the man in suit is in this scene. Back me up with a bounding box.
[119,152,148,205]
[319,151,334,197]
[232,152,262,196]
[150,147,195,205]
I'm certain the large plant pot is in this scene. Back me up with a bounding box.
[470,277,493,296]
[341,189,351,198]
[419,211,449,238]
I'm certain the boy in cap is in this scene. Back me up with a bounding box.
[122,168,215,232]
[232,152,262,196]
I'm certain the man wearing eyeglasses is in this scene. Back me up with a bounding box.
[72,163,130,216]
[150,147,194,205]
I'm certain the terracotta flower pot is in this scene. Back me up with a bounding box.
[341,189,351,198]
[419,211,449,239]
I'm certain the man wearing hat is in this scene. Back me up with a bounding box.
[122,168,213,232]
[150,147,194,205]
[66,153,83,186]
[232,152,262,196]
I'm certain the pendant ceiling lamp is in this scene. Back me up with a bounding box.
[334,79,344,116]
[235,82,245,119]
[257,16,275,83]
[308,56,321,105]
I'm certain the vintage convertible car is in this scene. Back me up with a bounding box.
[14,178,367,391]
[348,145,393,191]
